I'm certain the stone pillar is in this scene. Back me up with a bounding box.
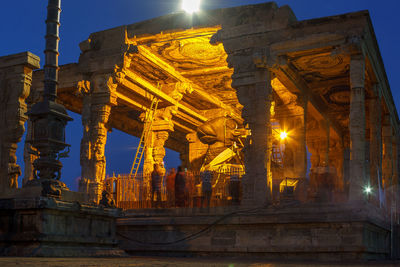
[0,52,40,194]
[186,132,208,172]
[293,97,308,179]
[369,95,383,200]
[329,138,344,192]
[349,55,366,202]
[22,89,41,186]
[79,75,116,203]
[233,69,273,206]
[152,120,174,176]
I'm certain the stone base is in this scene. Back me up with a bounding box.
[117,202,393,261]
[0,196,126,257]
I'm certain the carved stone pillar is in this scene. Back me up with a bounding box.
[233,69,273,206]
[22,90,41,186]
[79,75,116,203]
[151,119,174,176]
[369,95,383,199]
[186,132,208,172]
[349,55,366,202]
[0,52,40,194]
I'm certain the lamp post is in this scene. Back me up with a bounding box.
[26,0,72,197]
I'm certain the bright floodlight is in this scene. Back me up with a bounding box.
[364,185,372,194]
[182,0,201,14]
[280,131,288,140]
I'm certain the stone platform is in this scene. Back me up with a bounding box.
[117,202,391,261]
[0,195,125,257]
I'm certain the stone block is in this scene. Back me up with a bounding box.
[0,197,125,257]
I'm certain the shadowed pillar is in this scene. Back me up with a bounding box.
[0,53,40,194]
[349,54,366,202]
[369,91,383,203]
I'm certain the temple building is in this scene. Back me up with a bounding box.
[1,1,399,260]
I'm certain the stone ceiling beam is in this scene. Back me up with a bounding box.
[136,45,242,120]
[271,61,344,140]
[122,68,207,123]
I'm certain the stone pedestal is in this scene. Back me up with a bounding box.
[0,194,125,257]
[118,203,391,261]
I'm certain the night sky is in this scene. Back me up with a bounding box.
[1,0,399,190]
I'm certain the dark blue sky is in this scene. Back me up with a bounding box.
[1,0,399,190]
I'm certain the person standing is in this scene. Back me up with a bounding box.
[166,168,176,207]
[175,166,186,207]
[151,163,163,208]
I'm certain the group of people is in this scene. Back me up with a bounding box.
[150,164,213,208]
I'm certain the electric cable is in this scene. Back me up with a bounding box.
[116,204,269,246]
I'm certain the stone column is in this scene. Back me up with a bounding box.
[349,55,366,202]
[293,97,308,180]
[233,69,273,206]
[369,95,383,200]
[0,52,40,194]
[79,75,116,203]
[186,132,208,172]
[22,89,41,186]
[151,119,174,176]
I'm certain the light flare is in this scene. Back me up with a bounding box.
[182,0,201,14]
[364,185,372,194]
[280,131,288,140]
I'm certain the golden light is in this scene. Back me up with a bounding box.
[182,0,201,14]
[280,131,288,140]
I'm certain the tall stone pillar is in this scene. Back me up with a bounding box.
[79,75,116,203]
[233,69,273,207]
[348,55,366,202]
[0,52,40,194]
[369,94,383,199]
[293,97,308,179]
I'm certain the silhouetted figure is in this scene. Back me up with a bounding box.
[99,190,115,208]
[175,166,186,207]
[201,171,212,207]
[166,168,176,207]
[229,174,240,205]
[151,163,163,208]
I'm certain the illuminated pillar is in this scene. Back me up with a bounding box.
[79,75,117,203]
[348,54,366,202]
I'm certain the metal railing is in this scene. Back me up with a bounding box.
[103,167,245,210]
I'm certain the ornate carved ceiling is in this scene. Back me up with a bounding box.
[127,27,237,112]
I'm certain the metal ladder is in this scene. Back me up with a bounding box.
[129,97,159,178]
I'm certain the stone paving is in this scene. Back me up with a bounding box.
[0,257,399,267]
